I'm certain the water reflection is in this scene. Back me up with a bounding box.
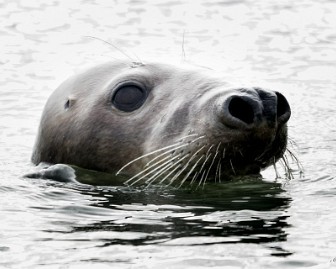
[42,179,291,249]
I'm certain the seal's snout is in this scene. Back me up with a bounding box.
[227,95,259,127]
[274,91,291,124]
[222,94,262,129]
[221,89,291,129]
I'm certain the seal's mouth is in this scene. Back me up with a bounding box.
[118,130,288,187]
[188,132,288,181]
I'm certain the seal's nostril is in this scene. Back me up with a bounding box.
[228,96,255,125]
[275,92,291,123]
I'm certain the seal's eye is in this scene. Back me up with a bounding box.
[112,83,147,112]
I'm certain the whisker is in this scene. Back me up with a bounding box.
[229,159,236,175]
[124,154,182,185]
[145,164,176,187]
[198,170,208,188]
[190,170,200,186]
[158,163,183,185]
[205,144,214,157]
[215,149,223,183]
[255,148,270,161]
[273,157,280,179]
[145,143,188,167]
[166,153,200,187]
[203,142,221,187]
[195,148,213,179]
[181,30,186,62]
[198,153,212,187]
[194,144,215,187]
[278,158,286,172]
[143,135,204,168]
[161,132,198,140]
[286,148,304,175]
[116,141,188,175]
[190,135,206,143]
[215,159,220,183]
[176,133,200,142]
[145,155,190,186]
[177,146,206,188]
[84,36,136,62]
[154,137,206,186]
[202,157,215,187]
[159,154,191,186]
[189,155,206,185]
[218,162,222,183]
[281,155,293,180]
[287,137,299,148]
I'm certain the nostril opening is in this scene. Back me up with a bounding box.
[276,92,291,120]
[228,97,255,124]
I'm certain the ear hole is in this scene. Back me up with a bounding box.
[64,99,70,110]
[64,97,76,110]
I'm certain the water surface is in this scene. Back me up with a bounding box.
[1,0,336,268]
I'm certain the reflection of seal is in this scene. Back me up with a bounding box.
[32,60,291,186]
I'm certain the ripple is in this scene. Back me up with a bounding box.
[1,0,336,268]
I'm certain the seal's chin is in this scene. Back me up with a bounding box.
[209,135,287,180]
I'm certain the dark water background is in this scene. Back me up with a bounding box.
[1,0,336,268]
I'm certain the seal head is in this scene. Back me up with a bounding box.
[32,61,291,185]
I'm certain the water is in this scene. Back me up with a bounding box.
[1,0,336,268]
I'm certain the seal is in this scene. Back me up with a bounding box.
[32,60,291,186]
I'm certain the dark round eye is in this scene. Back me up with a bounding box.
[112,83,147,112]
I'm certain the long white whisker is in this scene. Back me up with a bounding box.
[286,148,304,174]
[215,157,222,183]
[282,154,293,179]
[195,145,214,186]
[117,135,205,175]
[198,153,212,187]
[176,146,206,188]
[145,143,188,167]
[176,133,199,142]
[189,155,205,185]
[161,132,198,141]
[145,162,177,186]
[273,157,280,179]
[145,135,205,168]
[158,163,182,185]
[202,142,221,187]
[158,154,192,185]
[229,159,236,175]
[190,170,200,186]
[205,144,214,157]
[167,154,197,186]
[198,170,207,188]
[116,141,187,175]
[84,36,135,62]
[189,135,206,144]
[178,156,204,188]
[124,154,182,185]
[145,155,190,186]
